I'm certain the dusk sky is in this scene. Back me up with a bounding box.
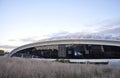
[0,0,120,52]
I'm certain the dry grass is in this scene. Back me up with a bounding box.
[0,57,120,78]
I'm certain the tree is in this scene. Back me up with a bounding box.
[0,50,4,56]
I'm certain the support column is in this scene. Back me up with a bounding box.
[84,45,89,54]
[101,45,104,52]
[21,54,23,58]
[58,44,66,58]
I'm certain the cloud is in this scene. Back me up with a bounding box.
[100,26,120,34]
[84,18,120,35]
[8,36,40,43]
[0,45,18,52]
[20,37,38,42]
[96,20,120,35]
[19,35,48,42]
[42,19,120,41]
[47,31,70,37]
[0,45,17,49]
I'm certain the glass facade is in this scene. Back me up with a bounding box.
[12,44,120,59]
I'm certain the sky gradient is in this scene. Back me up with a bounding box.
[0,0,120,52]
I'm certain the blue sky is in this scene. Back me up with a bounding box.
[0,0,120,51]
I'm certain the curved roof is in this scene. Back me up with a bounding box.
[9,38,120,57]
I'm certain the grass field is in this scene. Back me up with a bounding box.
[0,57,120,78]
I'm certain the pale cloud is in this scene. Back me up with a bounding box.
[44,19,120,41]
[0,45,17,49]
[19,35,49,43]
[47,31,70,37]
[89,19,120,35]
[96,22,120,35]
[20,37,38,42]
[0,45,18,52]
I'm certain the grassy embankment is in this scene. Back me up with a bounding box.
[0,57,120,78]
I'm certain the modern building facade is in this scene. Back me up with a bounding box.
[9,39,120,59]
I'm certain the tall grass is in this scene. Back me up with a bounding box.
[0,57,120,78]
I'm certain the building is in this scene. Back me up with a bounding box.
[9,38,120,59]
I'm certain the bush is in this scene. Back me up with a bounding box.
[56,59,70,63]
[0,50,4,56]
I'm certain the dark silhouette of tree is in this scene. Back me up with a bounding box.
[0,50,4,56]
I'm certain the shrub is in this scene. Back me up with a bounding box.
[56,59,70,63]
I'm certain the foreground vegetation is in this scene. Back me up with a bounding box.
[0,57,120,78]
